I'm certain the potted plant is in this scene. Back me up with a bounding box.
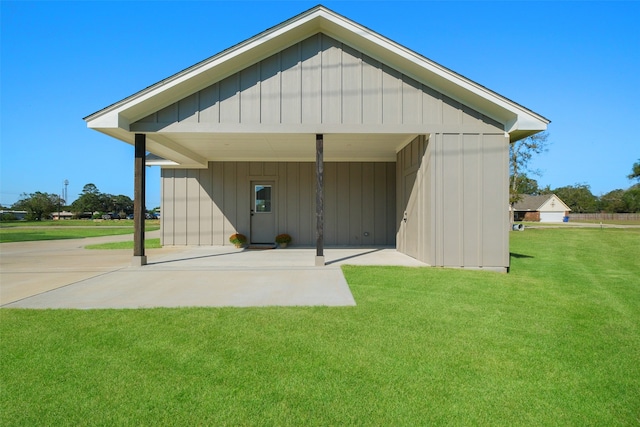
[275,233,292,248]
[229,233,247,248]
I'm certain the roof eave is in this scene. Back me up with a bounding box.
[85,5,549,141]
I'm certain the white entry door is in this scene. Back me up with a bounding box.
[250,182,276,243]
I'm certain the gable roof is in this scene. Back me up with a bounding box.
[84,5,549,165]
[513,194,571,212]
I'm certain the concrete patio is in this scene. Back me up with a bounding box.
[1,232,426,309]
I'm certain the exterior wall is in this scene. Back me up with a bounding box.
[133,34,501,132]
[522,211,540,222]
[161,161,395,246]
[397,133,510,270]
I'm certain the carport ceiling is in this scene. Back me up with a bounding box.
[147,133,417,165]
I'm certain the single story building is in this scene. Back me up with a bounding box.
[0,210,27,221]
[84,5,549,271]
[52,211,74,220]
[513,194,571,223]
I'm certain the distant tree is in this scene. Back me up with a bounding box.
[509,132,550,222]
[511,174,541,195]
[628,160,640,182]
[599,189,627,213]
[71,183,103,214]
[12,192,63,220]
[109,195,134,215]
[622,184,640,212]
[553,184,598,213]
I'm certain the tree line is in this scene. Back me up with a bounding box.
[6,183,137,221]
[511,135,640,214]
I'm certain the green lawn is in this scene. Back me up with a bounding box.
[0,220,160,243]
[1,228,639,425]
[85,238,162,250]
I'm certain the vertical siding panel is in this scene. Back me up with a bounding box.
[277,163,287,236]
[362,55,382,124]
[281,44,301,124]
[442,134,462,266]
[462,105,482,127]
[264,162,278,176]
[482,134,509,267]
[249,162,263,176]
[219,73,240,124]
[433,135,444,265]
[336,163,350,245]
[236,162,250,237]
[161,169,175,245]
[199,165,213,246]
[260,54,281,124]
[211,162,225,245]
[389,161,398,246]
[422,85,441,125]
[321,35,342,124]
[223,163,237,239]
[341,45,362,124]
[396,145,407,254]
[298,163,313,245]
[240,64,260,124]
[173,169,187,245]
[301,34,322,124]
[361,163,374,245]
[463,134,481,266]
[178,93,198,123]
[186,170,200,245]
[157,103,178,123]
[349,162,362,245]
[373,163,387,245]
[422,138,435,264]
[382,65,402,124]
[286,163,300,241]
[199,84,219,124]
[402,75,422,125]
[324,162,337,245]
[442,96,462,125]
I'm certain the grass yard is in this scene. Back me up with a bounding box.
[0,220,160,243]
[1,228,639,425]
[85,238,162,250]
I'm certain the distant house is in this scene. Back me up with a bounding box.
[513,194,571,222]
[52,211,74,220]
[0,210,27,220]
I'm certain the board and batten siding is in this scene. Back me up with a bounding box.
[397,133,509,270]
[133,33,501,131]
[161,161,396,246]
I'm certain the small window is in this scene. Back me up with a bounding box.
[255,185,272,213]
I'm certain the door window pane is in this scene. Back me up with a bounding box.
[255,185,272,213]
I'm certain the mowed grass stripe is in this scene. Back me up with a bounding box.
[1,228,639,425]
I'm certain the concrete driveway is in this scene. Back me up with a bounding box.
[1,231,426,309]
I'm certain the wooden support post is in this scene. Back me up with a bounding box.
[315,134,325,266]
[133,133,147,266]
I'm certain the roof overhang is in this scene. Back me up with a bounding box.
[84,5,549,167]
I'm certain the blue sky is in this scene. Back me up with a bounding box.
[1,1,639,208]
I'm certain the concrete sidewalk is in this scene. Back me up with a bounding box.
[1,233,425,309]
